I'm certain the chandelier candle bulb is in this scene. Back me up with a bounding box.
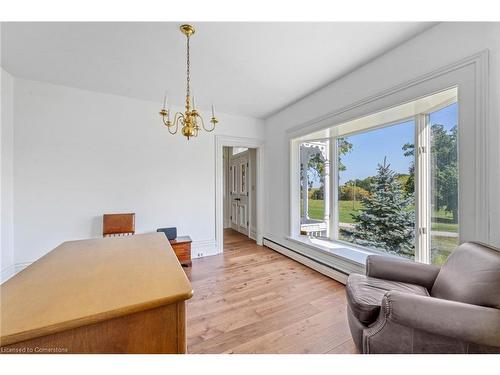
[211,104,215,117]
[163,92,167,109]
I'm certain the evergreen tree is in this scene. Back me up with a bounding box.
[351,158,415,258]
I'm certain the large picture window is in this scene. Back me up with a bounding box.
[296,88,459,265]
[337,120,416,259]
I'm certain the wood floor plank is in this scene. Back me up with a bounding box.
[325,338,359,354]
[186,229,358,354]
[226,302,348,354]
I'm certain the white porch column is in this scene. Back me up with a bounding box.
[323,141,330,237]
[330,138,339,240]
[300,152,309,221]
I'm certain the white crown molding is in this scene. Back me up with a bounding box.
[286,50,489,139]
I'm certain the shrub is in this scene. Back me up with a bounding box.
[339,185,369,201]
[309,187,324,200]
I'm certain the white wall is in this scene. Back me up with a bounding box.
[264,22,500,253]
[11,78,264,267]
[1,68,15,282]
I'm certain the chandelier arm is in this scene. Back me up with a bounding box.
[167,118,178,135]
[174,112,186,134]
[161,116,172,127]
[161,112,182,127]
[164,112,185,134]
[196,113,216,132]
[174,112,185,124]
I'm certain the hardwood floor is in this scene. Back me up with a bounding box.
[184,229,357,354]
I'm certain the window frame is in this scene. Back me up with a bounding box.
[293,93,459,264]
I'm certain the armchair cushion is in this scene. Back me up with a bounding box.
[431,242,500,308]
[346,273,429,325]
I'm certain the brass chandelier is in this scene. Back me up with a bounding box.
[159,24,218,140]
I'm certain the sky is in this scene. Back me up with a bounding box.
[338,102,458,185]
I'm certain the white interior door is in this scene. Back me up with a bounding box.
[229,153,249,236]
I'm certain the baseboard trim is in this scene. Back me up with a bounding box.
[191,239,218,259]
[249,228,257,240]
[263,237,349,284]
[1,264,16,283]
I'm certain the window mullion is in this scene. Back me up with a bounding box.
[291,139,301,238]
[323,140,331,238]
[329,138,339,240]
[415,113,431,263]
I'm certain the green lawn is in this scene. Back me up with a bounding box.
[431,209,459,233]
[304,198,458,265]
[338,200,364,223]
[306,199,458,232]
[431,222,459,232]
[305,199,363,223]
[431,236,458,265]
[305,199,325,220]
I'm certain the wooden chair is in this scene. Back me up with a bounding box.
[103,213,135,237]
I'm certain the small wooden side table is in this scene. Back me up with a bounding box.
[169,236,192,267]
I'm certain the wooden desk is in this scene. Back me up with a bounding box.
[169,236,192,267]
[0,233,193,354]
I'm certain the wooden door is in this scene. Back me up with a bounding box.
[229,153,249,236]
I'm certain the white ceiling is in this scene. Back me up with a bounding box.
[1,22,436,118]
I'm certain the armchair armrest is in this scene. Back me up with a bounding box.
[366,255,440,290]
[382,291,500,348]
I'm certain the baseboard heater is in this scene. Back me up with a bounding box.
[263,237,349,284]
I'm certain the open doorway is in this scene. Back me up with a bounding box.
[215,136,264,253]
[223,146,257,241]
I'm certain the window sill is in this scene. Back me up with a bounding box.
[286,235,386,266]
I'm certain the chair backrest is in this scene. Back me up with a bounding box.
[431,242,500,308]
[103,213,135,237]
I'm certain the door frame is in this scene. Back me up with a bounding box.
[228,150,250,236]
[215,135,264,253]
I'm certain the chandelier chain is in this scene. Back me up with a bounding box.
[186,35,190,102]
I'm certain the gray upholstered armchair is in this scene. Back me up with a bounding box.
[346,242,500,353]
